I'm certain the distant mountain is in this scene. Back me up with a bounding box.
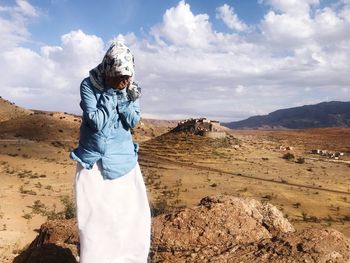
[223,101,350,129]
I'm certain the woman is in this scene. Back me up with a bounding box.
[70,41,151,263]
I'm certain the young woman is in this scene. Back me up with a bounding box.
[70,42,151,263]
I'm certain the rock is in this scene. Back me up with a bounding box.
[150,195,349,262]
[13,219,79,263]
[150,195,295,262]
[14,195,350,263]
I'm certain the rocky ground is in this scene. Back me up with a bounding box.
[13,195,350,263]
[1,98,350,262]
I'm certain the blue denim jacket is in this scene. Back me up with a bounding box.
[70,77,141,180]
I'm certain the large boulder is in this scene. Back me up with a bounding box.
[150,195,295,261]
[13,219,78,263]
[14,195,350,263]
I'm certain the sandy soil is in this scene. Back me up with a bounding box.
[0,128,350,262]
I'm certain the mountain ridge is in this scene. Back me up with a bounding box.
[223,101,350,129]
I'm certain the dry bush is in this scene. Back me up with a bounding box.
[282,152,295,160]
[296,157,305,164]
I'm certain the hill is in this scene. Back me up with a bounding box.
[132,118,178,142]
[0,97,33,122]
[0,96,176,143]
[0,110,81,143]
[223,101,350,129]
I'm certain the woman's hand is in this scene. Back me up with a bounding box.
[105,75,131,90]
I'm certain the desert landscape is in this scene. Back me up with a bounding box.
[0,97,350,262]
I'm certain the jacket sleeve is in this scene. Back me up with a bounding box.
[117,92,141,129]
[79,80,116,132]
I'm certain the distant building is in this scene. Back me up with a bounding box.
[174,118,226,138]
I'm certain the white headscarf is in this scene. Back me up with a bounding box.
[89,41,141,101]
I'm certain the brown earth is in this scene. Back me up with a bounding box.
[232,128,350,153]
[0,98,33,122]
[13,195,350,263]
[1,98,350,262]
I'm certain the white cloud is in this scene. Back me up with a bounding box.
[15,0,38,17]
[216,4,248,32]
[0,1,36,51]
[150,0,215,48]
[260,11,314,47]
[0,29,105,112]
[235,85,245,94]
[41,30,105,81]
[260,0,350,49]
[259,0,319,16]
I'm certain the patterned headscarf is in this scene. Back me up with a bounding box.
[89,41,141,101]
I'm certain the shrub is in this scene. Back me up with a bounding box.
[282,152,295,160]
[60,195,76,219]
[30,196,76,220]
[22,213,32,220]
[293,202,301,208]
[31,200,46,214]
[19,186,37,195]
[296,157,305,164]
[150,198,172,217]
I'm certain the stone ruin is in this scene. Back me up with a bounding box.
[278,145,294,151]
[174,118,226,138]
[310,149,345,160]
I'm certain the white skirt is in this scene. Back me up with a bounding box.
[74,161,151,263]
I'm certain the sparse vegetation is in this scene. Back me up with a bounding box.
[34,182,42,188]
[28,195,76,220]
[296,157,305,164]
[282,152,295,160]
[22,213,32,220]
[19,186,37,195]
[60,195,76,219]
[150,198,170,217]
[293,202,301,208]
[302,212,320,223]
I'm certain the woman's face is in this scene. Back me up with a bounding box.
[105,75,131,90]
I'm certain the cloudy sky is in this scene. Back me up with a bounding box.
[0,0,349,121]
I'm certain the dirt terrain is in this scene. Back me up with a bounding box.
[140,129,350,235]
[12,196,350,263]
[0,98,350,262]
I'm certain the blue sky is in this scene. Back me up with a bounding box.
[0,0,349,121]
[23,0,267,47]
